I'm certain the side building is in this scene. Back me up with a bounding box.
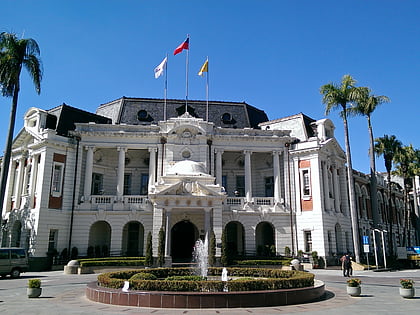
[0,97,416,269]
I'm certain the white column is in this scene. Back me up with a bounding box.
[165,209,171,256]
[14,156,25,209]
[116,146,127,201]
[212,206,223,257]
[83,146,95,200]
[148,147,157,193]
[283,148,290,209]
[27,155,38,209]
[322,161,330,211]
[215,149,223,186]
[272,151,281,204]
[244,150,252,203]
[333,164,341,211]
[204,208,211,237]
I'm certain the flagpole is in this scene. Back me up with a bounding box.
[206,57,209,121]
[185,35,189,114]
[164,53,168,121]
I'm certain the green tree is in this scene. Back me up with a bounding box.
[374,134,402,254]
[0,32,42,225]
[394,144,419,246]
[208,230,216,266]
[349,88,390,229]
[220,228,229,266]
[158,227,165,267]
[320,74,364,262]
[145,232,153,267]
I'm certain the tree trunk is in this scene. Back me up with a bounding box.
[0,88,19,240]
[342,109,361,263]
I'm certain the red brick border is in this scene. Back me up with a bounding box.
[86,281,325,308]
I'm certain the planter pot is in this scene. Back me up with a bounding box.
[399,287,415,299]
[27,287,42,298]
[347,285,361,297]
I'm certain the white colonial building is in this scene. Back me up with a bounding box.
[0,97,416,269]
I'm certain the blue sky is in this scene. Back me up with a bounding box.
[1,0,419,173]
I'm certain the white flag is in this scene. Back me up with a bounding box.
[154,57,167,79]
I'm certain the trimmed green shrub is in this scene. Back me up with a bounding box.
[208,230,216,267]
[158,227,165,267]
[71,247,78,259]
[165,275,206,281]
[145,232,153,267]
[129,272,157,281]
[28,279,41,288]
[97,267,314,292]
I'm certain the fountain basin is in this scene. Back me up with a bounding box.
[87,267,324,308]
[86,279,324,308]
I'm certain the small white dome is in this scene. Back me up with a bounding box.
[168,160,207,175]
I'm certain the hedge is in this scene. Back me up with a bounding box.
[78,257,145,267]
[97,267,314,292]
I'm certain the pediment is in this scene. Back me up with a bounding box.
[155,180,222,197]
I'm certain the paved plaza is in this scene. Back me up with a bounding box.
[0,268,419,314]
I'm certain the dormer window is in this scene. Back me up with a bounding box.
[221,112,236,124]
[137,110,153,122]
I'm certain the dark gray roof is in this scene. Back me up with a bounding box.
[96,97,269,129]
[47,103,111,137]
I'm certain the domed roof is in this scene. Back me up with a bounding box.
[168,160,208,176]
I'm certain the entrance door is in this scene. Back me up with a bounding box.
[171,220,198,263]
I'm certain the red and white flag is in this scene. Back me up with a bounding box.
[173,37,189,55]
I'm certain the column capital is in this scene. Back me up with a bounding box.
[148,146,158,153]
[243,150,252,155]
[117,146,128,152]
[272,150,282,156]
[214,148,224,154]
[84,145,96,151]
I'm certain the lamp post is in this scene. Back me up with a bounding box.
[374,228,388,269]
[372,230,379,269]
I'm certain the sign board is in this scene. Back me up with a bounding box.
[362,236,369,245]
[363,244,370,253]
[406,246,420,254]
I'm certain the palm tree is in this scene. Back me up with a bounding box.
[374,134,402,255]
[320,74,364,263]
[349,88,390,230]
[0,32,42,231]
[394,144,419,246]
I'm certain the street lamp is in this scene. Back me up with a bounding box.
[374,228,388,269]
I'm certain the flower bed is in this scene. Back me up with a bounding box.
[97,267,314,292]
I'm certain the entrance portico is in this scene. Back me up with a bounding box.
[148,160,226,265]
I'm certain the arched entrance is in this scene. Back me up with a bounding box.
[171,220,198,263]
[255,221,275,256]
[122,221,144,256]
[225,221,245,256]
[11,221,22,247]
[88,221,111,257]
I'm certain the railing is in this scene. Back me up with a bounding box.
[91,195,115,204]
[124,196,148,204]
[254,197,274,206]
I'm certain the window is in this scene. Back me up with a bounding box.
[222,175,227,193]
[92,173,103,195]
[140,174,149,195]
[124,174,132,195]
[300,169,311,198]
[51,162,64,197]
[265,176,274,197]
[48,229,58,252]
[235,175,245,197]
[304,231,312,252]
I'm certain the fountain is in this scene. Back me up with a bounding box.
[87,234,325,308]
[192,235,208,278]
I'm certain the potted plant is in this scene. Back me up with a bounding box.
[399,279,415,298]
[27,279,42,298]
[346,278,361,296]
